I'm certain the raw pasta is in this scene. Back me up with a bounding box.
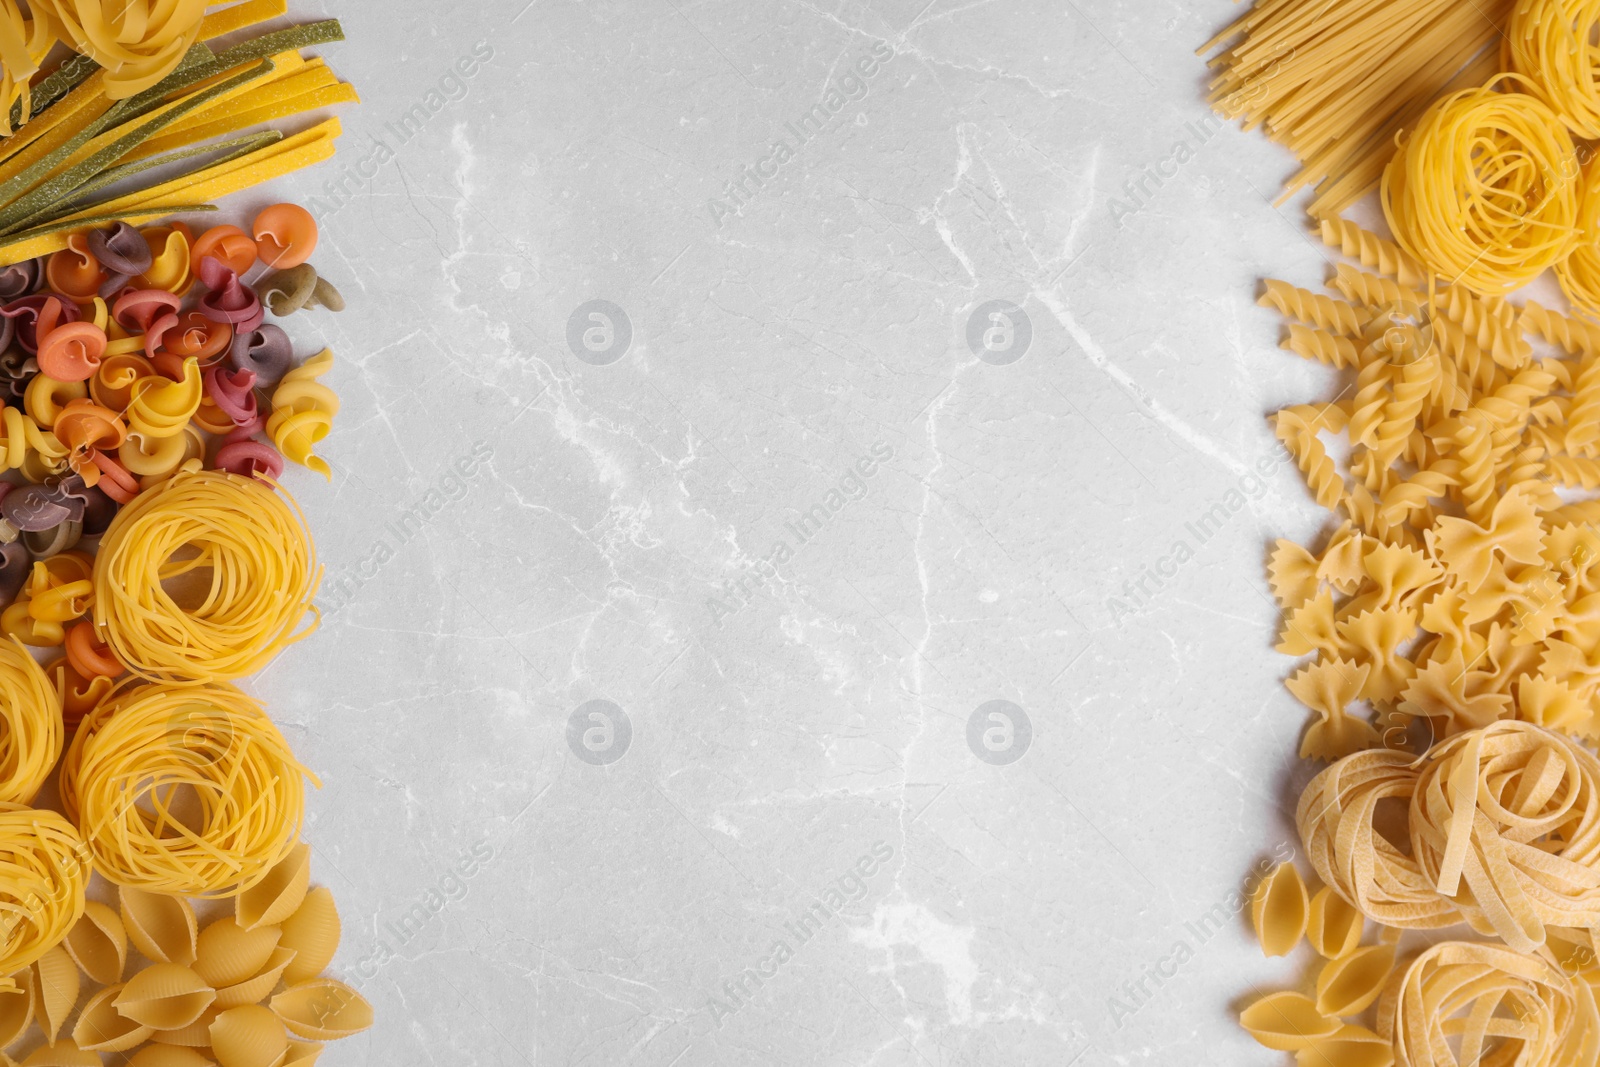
[92,470,319,683]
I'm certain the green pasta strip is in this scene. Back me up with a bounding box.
[1,204,217,246]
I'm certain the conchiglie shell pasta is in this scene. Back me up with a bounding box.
[209,1004,287,1067]
[74,983,154,1051]
[195,917,280,989]
[282,1041,322,1067]
[213,945,295,1009]
[122,888,197,966]
[1251,862,1310,957]
[278,887,337,985]
[1240,991,1340,1051]
[129,1046,216,1067]
[1315,944,1395,1016]
[115,962,217,1030]
[236,843,309,930]
[33,943,78,1042]
[65,899,126,985]
[150,1004,218,1047]
[1306,886,1363,959]
[20,1043,100,1066]
[0,969,32,1047]
[271,978,371,1041]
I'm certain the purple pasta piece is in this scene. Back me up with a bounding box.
[226,323,293,386]
[204,364,258,424]
[0,258,41,302]
[0,350,31,404]
[3,483,77,532]
[214,440,284,481]
[97,272,133,300]
[0,541,27,608]
[0,295,79,354]
[88,222,153,276]
[196,255,264,334]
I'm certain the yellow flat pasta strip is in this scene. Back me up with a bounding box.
[0,74,111,182]
[136,62,339,144]
[124,134,335,212]
[78,116,339,217]
[133,81,357,160]
[200,0,289,40]
[0,67,107,168]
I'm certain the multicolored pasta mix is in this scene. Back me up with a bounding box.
[1208,0,1600,1063]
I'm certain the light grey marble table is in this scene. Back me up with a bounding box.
[262,0,1341,1062]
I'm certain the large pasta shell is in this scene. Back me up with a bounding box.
[73,983,154,1051]
[214,946,295,1009]
[115,962,217,1030]
[122,889,197,966]
[1239,991,1339,1051]
[209,1004,287,1067]
[65,900,126,984]
[277,889,337,985]
[129,1046,216,1067]
[34,944,79,1042]
[20,1042,99,1066]
[270,979,372,1041]
[0,968,33,1047]
[236,844,309,931]
[1306,886,1363,959]
[282,1041,321,1067]
[1293,1023,1394,1067]
[1250,861,1309,957]
[1315,944,1396,1017]
[150,1004,218,1047]
[195,918,280,989]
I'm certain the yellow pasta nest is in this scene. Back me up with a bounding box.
[65,681,316,896]
[1299,721,1600,952]
[92,470,320,684]
[1509,0,1600,139]
[0,804,88,983]
[1382,79,1580,295]
[1381,941,1600,1067]
[0,634,62,806]
[1559,160,1600,321]
[31,0,208,99]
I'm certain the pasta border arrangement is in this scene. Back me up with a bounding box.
[0,1,374,1063]
[1203,0,1600,1064]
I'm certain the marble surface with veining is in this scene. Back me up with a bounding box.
[263,0,1344,1063]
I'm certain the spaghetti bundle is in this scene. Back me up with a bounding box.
[1560,159,1600,317]
[0,804,88,983]
[1382,79,1580,294]
[92,470,319,684]
[1201,0,1513,216]
[0,634,60,806]
[1508,0,1600,138]
[65,681,316,896]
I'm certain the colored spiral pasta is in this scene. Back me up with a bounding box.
[92,470,319,684]
[267,348,337,479]
[65,681,316,896]
[1382,78,1581,294]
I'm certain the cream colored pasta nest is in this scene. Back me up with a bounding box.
[66,682,317,897]
[1299,721,1600,953]
[0,634,60,806]
[1379,940,1600,1067]
[92,470,320,684]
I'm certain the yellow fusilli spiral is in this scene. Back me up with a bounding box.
[1567,353,1600,454]
[1318,217,1427,289]
[92,470,320,684]
[65,681,317,896]
[1383,79,1581,295]
[1259,279,1368,335]
[0,804,88,985]
[1522,299,1600,355]
[1281,324,1362,369]
[267,348,338,480]
[1274,405,1347,511]
[31,0,208,99]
